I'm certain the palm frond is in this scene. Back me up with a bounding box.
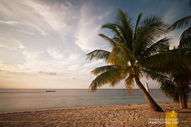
[139,52,191,73]
[140,14,161,27]
[101,22,124,41]
[114,9,133,48]
[86,49,110,62]
[139,14,167,35]
[107,43,134,66]
[134,12,143,40]
[160,78,179,102]
[141,68,167,82]
[89,67,123,93]
[140,38,169,59]
[167,15,191,31]
[179,27,191,48]
[120,66,133,78]
[133,16,167,58]
[125,74,134,94]
[98,33,116,48]
[110,77,124,87]
[91,65,119,76]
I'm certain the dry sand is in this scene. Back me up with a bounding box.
[0,103,191,127]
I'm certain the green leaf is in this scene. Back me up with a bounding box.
[86,49,110,62]
[140,38,169,59]
[98,33,116,48]
[179,27,191,48]
[107,43,135,67]
[125,74,134,94]
[140,52,191,73]
[89,67,123,93]
[167,15,191,31]
[141,69,167,82]
[134,12,143,40]
[91,65,119,76]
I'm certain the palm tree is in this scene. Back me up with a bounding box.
[160,73,191,108]
[159,1,191,108]
[140,42,191,108]
[160,77,180,103]
[86,9,171,112]
[164,44,191,109]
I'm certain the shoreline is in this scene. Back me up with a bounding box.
[0,103,191,126]
[0,102,173,114]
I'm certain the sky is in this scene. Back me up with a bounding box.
[0,0,190,89]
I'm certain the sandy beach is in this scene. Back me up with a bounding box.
[0,103,191,127]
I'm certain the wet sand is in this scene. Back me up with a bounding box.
[0,103,191,127]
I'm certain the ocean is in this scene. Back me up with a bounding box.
[0,89,188,113]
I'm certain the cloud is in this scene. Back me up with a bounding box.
[22,0,79,36]
[162,1,184,24]
[83,60,105,69]
[0,43,14,50]
[17,30,34,35]
[67,64,80,71]
[70,77,75,80]
[0,37,25,51]
[47,47,66,60]
[19,44,25,49]
[0,69,9,73]
[74,2,111,52]
[0,0,112,88]
[38,71,57,76]
[0,20,20,25]
[0,0,77,36]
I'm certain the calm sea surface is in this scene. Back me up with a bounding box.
[0,89,190,113]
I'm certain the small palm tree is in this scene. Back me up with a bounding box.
[160,76,180,102]
[160,74,191,108]
[158,40,191,108]
[141,41,191,108]
[86,9,170,112]
[159,0,191,108]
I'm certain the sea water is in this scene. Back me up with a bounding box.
[0,89,188,113]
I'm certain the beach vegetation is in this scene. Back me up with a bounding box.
[86,9,171,112]
[159,1,191,108]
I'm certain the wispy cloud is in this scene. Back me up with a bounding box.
[0,20,20,25]
[74,2,111,52]
[17,30,34,35]
[162,1,187,48]
[0,0,111,88]
[47,47,66,60]
[38,71,57,76]
[0,37,25,50]
[0,69,9,73]
[0,0,75,36]
[70,77,75,80]
[162,1,185,24]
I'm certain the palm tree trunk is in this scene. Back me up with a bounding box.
[179,88,187,108]
[134,76,164,112]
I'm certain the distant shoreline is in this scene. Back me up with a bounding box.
[0,103,190,126]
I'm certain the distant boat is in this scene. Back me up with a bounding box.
[46,90,56,92]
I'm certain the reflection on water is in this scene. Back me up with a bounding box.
[0,89,186,113]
